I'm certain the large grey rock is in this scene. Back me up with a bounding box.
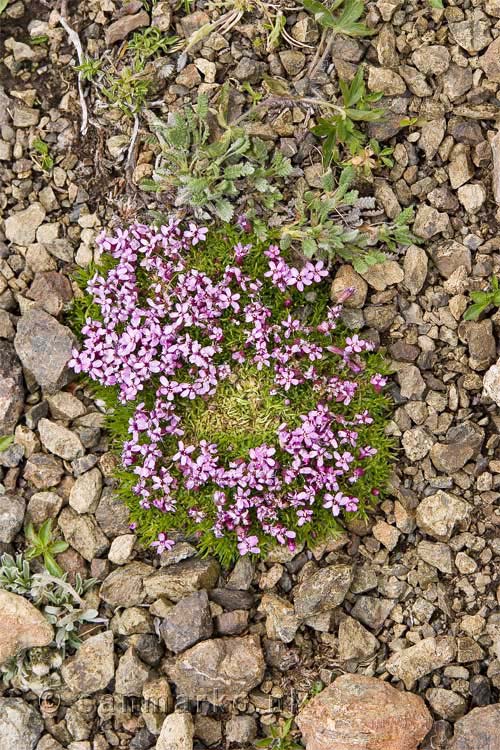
[61,631,114,694]
[449,704,500,749]
[38,418,84,461]
[160,590,213,654]
[156,712,194,750]
[0,590,53,665]
[14,309,76,393]
[386,636,457,689]
[0,493,25,542]
[296,674,432,750]
[58,507,109,561]
[95,487,130,537]
[5,203,45,246]
[115,646,150,696]
[0,343,24,435]
[293,564,353,619]
[169,635,265,704]
[144,558,220,602]
[100,562,153,607]
[416,491,471,541]
[337,616,379,661]
[0,698,43,750]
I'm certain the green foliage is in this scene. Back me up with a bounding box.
[0,0,10,15]
[302,0,374,37]
[0,553,103,670]
[31,138,54,172]
[346,138,394,179]
[464,276,500,321]
[428,0,443,8]
[280,168,415,272]
[74,56,102,81]
[70,225,395,565]
[255,718,303,749]
[143,92,293,220]
[311,68,384,167]
[127,26,182,68]
[25,520,69,578]
[0,435,14,452]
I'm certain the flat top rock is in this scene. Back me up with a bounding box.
[61,631,115,695]
[14,309,75,393]
[293,564,353,619]
[0,590,53,666]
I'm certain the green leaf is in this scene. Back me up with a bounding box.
[492,275,499,291]
[0,0,10,15]
[214,199,234,222]
[428,0,443,8]
[24,522,37,544]
[43,554,65,578]
[469,291,491,304]
[50,540,70,555]
[463,303,484,321]
[302,0,336,28]
[0,435,14,452]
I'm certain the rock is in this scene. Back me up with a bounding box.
[214,609,249,636]
[372,520,400,551]
[458,184,486,213]
[430,422,483,474]
[279,50,305,76]
[26,491,63,524]
[484,357,500,405]
[144,558,220,602]
[233,57,267,83]
[156,713,194,750]
[69,468,103,514]
[115,647,150,696]
[24,453,64,489]
[413,205,449,239]
[466,319,496,371]
[105,10,149,45]
[58,507,109,561]
[259,593,300,643]
[426,688,466,721]
[95,487,131,538]
[100,562,153,607]
[296,674,432,750]
[449,18,492,53]
[403,245,428,295]
[331,266,368,308]
[0,493,25,542]
[386,636,456,689]
[350,595,393,630]
[226,715,257,744]
[108,534,135,565]
[399,65,431,97]
[416,491,471,541]
[338,616,379,661]
[492,131,500,206]
[360,261,403,291]
[169,635,265,704]
[47,391,85,421]
[368,66,406,95]
[0,342,24,435]
[449,704,500,749]
[417,541,453,574]
[0,698,43,750]
[432,241,471,279]
[0,590,53,665]
[180,10,210,37]
[402,427,434,461]
[27,272,73,317]
[411,45,450,75]
[449,145,473,189]
[419,119,446,160]
[160,590,213,654]
[293,564,353,619]
[396,364,425,400]
[38,418,84,461]
[61,631,115,694]
[443,64,473,101]
[14,309,76,393]
[5,203,45,246]
[142,677,174,734]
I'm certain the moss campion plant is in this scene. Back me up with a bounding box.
[70,220,393,564]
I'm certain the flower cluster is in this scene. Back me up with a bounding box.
[71,221,390,560]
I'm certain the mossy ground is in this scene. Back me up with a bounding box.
[69,224,395,566]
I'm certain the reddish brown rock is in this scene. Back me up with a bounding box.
[0,590,53,665]
[450,705,500,750]
[296,674,432,750]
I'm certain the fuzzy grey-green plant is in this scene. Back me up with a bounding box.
[280,167,415,273]
[142,93,293,222]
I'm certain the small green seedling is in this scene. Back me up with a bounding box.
[302,0,374,37]
[74,56,102,81]
[255,718,303,749]
[464,276,500,321]
[31,138,54,172]
[25,520,69,578]
[0,435,14,452]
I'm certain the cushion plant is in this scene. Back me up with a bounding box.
[70,220,393,565]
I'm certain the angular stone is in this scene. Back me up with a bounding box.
[449,18,492,54]
[26,491,63,524]
[38,418,84,460]
[105,10,150,45]
[458,183,486,213]
[170,635,265,704]
[24,453,64,489]
[432,241,471,279]
[386,636,456,689]
[350,596,393,631]
[100,562,153,607]
[338,616,379,661]
[449,704,500,749]
[296,674,432,750]
[160,590,213,654]
[95,487,130,538]
[416,491,471,541]
[115,646,150,697]
[331,265,367,308]
[413,205,449,239]
[27,272,73,317]
[368,66,406,96]
[0,494,25,542]
[426,687,466,721]
[259,593,300,643]
[411,45,450,75]
[0,590,53,665]
[156,712,194,750]
[108,534,135,565]
[483,357,500,406]
[47,391,85,421]
[402,427,434,461]
[58,507,109,561]
[293,564,353,619]
[0,698,43,750]
[396,364,425,400]
[417,540,453,574]
[5,203,45,246]
[466,319,496,371]
[14,309,75,393]
[144,558,220,602]
[69,468,103,514]
[0,343,24,435]
[403,245,428,295]
[62,631,115,694]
